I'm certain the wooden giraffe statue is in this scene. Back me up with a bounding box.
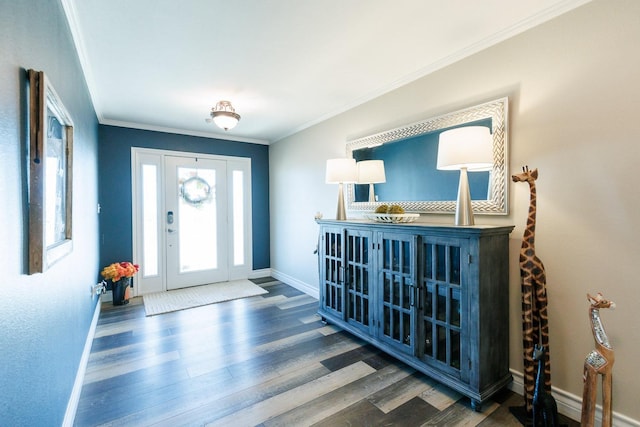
[512,166,551,414]
[581,293,616,427]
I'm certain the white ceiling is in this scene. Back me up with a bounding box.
[62,0,590,144]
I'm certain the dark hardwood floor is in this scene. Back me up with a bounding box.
[74,278,579,426]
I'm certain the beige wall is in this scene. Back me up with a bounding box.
[270,0,639,422]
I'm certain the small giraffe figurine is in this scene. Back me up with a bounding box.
[532,345,559,426]
[581,293,616,427]
[512,166,552,414]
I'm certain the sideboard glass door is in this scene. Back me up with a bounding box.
[376,232,416,355]
[418,236,468,380]
[321,227,345,319]
[345,230,373,332]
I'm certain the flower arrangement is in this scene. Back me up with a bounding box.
[101,261,140,282]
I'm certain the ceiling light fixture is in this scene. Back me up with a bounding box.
[206,100,241,131]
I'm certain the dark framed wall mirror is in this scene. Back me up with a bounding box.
[346,97,509,215]
[28,70,74,273]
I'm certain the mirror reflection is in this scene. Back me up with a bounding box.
[346,97,508,215]
[352,119,492,203]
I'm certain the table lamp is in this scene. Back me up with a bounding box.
[357,160,386,202]
[437,126,493,226]
[326,158,357,220]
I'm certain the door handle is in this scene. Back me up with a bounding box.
[167,228,177,233]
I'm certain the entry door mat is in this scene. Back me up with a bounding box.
[143,279,268,316]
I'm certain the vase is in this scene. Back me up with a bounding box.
[112,277,132,306]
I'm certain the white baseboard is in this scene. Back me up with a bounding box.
[270,269,319,299]
[63,299,101,426]
[509,369,639,427]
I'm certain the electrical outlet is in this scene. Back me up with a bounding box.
[92,282,106,296]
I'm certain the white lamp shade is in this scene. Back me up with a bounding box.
[357,160,386,184]
[326,158,357,183]
[437,126,493,171]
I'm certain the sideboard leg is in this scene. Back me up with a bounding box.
[471,399,482,412]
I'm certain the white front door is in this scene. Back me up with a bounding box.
[165,155,228,289]
[132,148,253,295]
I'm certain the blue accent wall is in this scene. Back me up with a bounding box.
[0,0,100,424]
[98,125,270,273]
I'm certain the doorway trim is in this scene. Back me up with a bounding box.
[131,147,253,296]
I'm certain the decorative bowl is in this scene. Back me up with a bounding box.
[364,213,420,224]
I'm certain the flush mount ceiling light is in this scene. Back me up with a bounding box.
[206,100,240,131]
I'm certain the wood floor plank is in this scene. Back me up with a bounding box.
[75,361,231,425]
[319,342,382,372]
[299,313,322,324]
[147,335,370,426]
[419,399,500,427]
[83,350,181,384]
[262,364,415,427]
[332,395,441,427]
[206,361,377,427]
[316,324,342,336]
[186,328,361,378]
[310,399,385,427]
[368,371,439,414]
[475,389,526,427]
[89,332,367,425]
[275,294,317,310]
[381,396,442,426]
[104,363,334,427]
[419,381,464,411]
[89,297,321,378]
[74,278,580,427]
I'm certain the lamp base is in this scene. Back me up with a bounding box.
[455,167,474,226]
[368,183,376,203]
[336,183,347,220]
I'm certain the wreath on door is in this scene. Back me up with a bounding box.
[180,176,212,205]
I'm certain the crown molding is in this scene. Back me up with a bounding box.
[60,0,104,122]
[100,119,270,145]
